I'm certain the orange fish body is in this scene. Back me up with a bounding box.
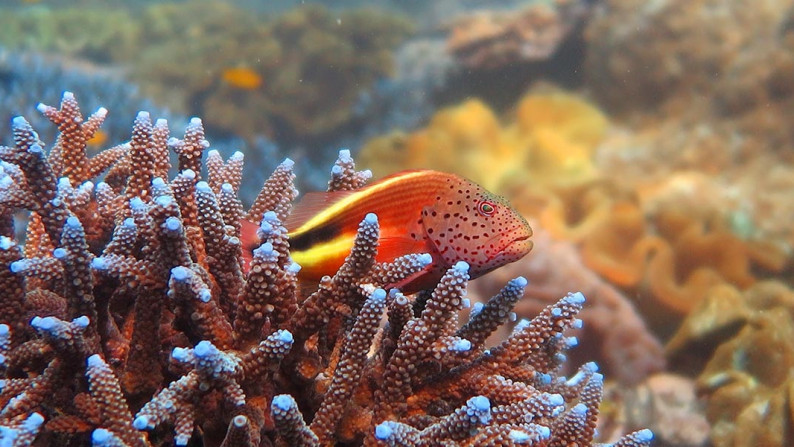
[242,170,532,292]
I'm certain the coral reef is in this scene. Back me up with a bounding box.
[0,92,652,446]
[134,2,413,143]
[446,1,589,70]
[359,87,607,195]
[666,281,794,446]
[0,3,413,145]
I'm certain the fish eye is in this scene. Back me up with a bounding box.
[477,200,496,217]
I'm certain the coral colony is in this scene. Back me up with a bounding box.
[0,92,651,446]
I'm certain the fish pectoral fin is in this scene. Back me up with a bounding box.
[377,236,429,263]
[284,190,356,231]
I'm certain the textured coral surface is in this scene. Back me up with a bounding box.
[0,93,652,446]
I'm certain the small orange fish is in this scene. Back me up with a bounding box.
[86,129,108,147]
[241,170,533,292]
[221,67,263,90]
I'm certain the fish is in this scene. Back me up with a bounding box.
[221,67,263,90]
[86,129,108,147]
[241,170,533,293]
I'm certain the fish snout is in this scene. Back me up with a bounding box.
[496,234,533,263]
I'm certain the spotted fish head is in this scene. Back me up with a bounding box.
[420,176,533,279]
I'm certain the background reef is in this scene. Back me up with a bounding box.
[1,0,794,446]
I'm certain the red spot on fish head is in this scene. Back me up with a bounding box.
[422,177,533,279]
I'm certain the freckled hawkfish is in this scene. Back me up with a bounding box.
[241,170,533,293]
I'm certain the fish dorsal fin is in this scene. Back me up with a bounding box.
[284,190,356,232]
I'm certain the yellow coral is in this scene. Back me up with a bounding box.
[359,88,608,195]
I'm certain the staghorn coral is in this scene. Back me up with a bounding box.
[468,223,665,386]
[0,92,652,446]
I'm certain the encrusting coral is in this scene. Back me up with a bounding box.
[0,92,652,446]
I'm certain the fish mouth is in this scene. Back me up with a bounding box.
[491,234,533,262]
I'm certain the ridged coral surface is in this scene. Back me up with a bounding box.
[0,93,652,446]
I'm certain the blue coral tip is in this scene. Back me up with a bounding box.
[418,253,432,266]
[25,412,44,428]
[87,354,104,368]
[547,393,564,406]
[263,211,278,221]
[171,266,190,281]
[12,116,27,127]
[282,158,294,168]
[287,262,301,274]
[364,213,378,224]
[181,169,196,179]
[198,289,212,303]
[512,276,528,288]
[133,415,149,430]
[272,394,294,411]
[31,316,56,331]
[508,429,530,443]
[0,236,13,250]
[374,423,392,440]
[451,339,471,352]
[536,425,551,439]
[28,143,42,154]
[122,218,136,229]
[154,195,173,208]
[189,117,202,126]
[572,403,588,416]
[63,91,75,100]
[129,197,146,210]
[453,261,469,272]
[195,181,211,193]
[73,316,89,328]
[254,243,274,258]
[152,177,165,187]
[371,288,386,301]
[567,291,586,304]
[0,324,8,336]
[193,340,214,358]
[338,149,351,160]
[93,257,111,271]
[470,395,490,411]
[92,428,113,443]
[9,260,28,273]
[331,165,343,175]
[221,183,233,193]
[165,217,182,231]
[172,347,190,362]
[636,429,654,442]
[155,118,167,127]
[136,111,150,121]
[274,330,293,344]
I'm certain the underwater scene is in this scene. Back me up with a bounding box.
[0,0,791,446]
